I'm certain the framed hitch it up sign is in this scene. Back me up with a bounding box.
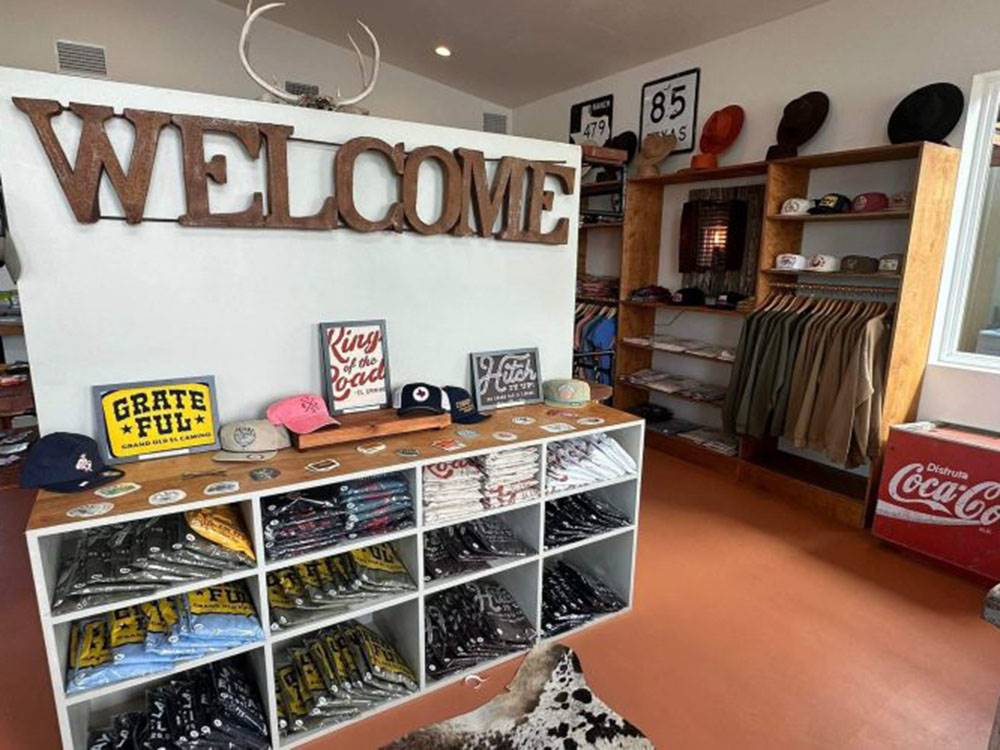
[92,376,221,464]
[469,348,542,411]
[319,319,391,415]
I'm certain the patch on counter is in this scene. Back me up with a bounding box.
[66,502,114,518]
[148,489,187,506]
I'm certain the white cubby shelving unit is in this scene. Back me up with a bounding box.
[25,404,643,749]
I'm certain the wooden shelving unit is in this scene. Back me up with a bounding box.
[614,141,961,528]
[575,145,628,401]
[25,403,645,750]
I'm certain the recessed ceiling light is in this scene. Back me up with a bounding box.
[434,45,452,58]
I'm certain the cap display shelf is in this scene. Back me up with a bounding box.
[24,401,643,750]
[616,139,960,529]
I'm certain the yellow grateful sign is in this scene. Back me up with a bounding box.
[99,381,217,459]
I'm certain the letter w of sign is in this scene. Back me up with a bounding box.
[12,98,171,223]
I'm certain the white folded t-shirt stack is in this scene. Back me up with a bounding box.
[474,446,540,508]
[422,459,486,523]
[545,433,637,493]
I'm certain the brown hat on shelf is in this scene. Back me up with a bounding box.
[635,132,677,178]
[766,91,830,160]
[691,105,745,170]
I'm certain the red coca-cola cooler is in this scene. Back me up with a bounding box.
[874,421,1000,582]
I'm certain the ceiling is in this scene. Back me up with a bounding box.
[218,0,828,107]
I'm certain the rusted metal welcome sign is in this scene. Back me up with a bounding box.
[12,98,577,245]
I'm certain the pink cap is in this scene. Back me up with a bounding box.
[266,394,339,434]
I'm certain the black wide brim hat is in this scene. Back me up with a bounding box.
[604,131,638,163]
[888,82,964,144]
[776,91,830,147]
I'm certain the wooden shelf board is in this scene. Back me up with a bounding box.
[619,339,734,365]
[620,300,749,317]
[771,141,924,169]
[766,209,911,222]
[293,408,450,450]
[0,323,24,336]
[645,430,740,477]
[618,379,724,409]
[578,221,623,231]
[581,179,623,196]
[630,160,768,186]
[738,454,867,528]
[576,295,619,305]
[542,524,634,556]
[763,269,902,283]
[580,144,628,166]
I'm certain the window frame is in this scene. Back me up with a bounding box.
[930,69,1000,373]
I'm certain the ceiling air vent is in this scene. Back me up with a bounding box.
[483,112,508,134]
[285,80,320,98]
[55,40,107,78]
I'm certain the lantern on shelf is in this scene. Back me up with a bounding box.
[678,199,748,272]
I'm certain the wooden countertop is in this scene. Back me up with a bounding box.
[27,402,640,534]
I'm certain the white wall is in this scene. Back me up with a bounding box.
[0,68,578,435]
[514,0,1000,430]
[0,0,508,131]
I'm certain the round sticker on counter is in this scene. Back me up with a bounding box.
[396,448,421,458]
[540,422,574,434]
[577,417,605,426]
[204,480,240,496]
[66,502,114,518]
[492,431,518,442]
[511,416,535,426]
[357,442,387,455]
[456,429,479,440]
[249,467,281,481]
[148,489,187,506]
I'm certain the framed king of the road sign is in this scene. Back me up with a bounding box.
[92,376,221,463]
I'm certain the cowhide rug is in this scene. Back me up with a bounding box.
[383,642,653,749]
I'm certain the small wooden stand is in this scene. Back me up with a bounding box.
[292,408,450,450]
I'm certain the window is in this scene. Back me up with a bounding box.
[933,69,1000,370]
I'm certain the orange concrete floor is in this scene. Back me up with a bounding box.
[3,450,999,749]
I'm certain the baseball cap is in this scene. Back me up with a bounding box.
[671,287,706,306]
[266,394,339,435]
[852,192,889,213]
[394,383,450,416]
[443,386,490,424]
[780,197,812,215]
[808,193,852,214]
[543,379,591,408]
[213,419,291,462]
[20,432,124,493]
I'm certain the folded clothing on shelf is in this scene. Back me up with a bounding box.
[66,580,264,694]
[544,493,631,550]
[545,433,637,494]
[676,428,739,456]
[423,516,533,582]
[628,285,671,302]
[576,274,620,300]
[646,417,702,436]
[275,620,418,736]
[542,560,626,637]
[51,505,256,615]
[474,446,540,508]
[425,580,536,680]
[268,542,416,630]
[422,459,486,524]
[263,473,415,561]
[624,369,727,402]
[85,659,269,750]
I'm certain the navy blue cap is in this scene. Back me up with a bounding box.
[394,383,448,416]
[444,386,490,424]
[20,432,124,493]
